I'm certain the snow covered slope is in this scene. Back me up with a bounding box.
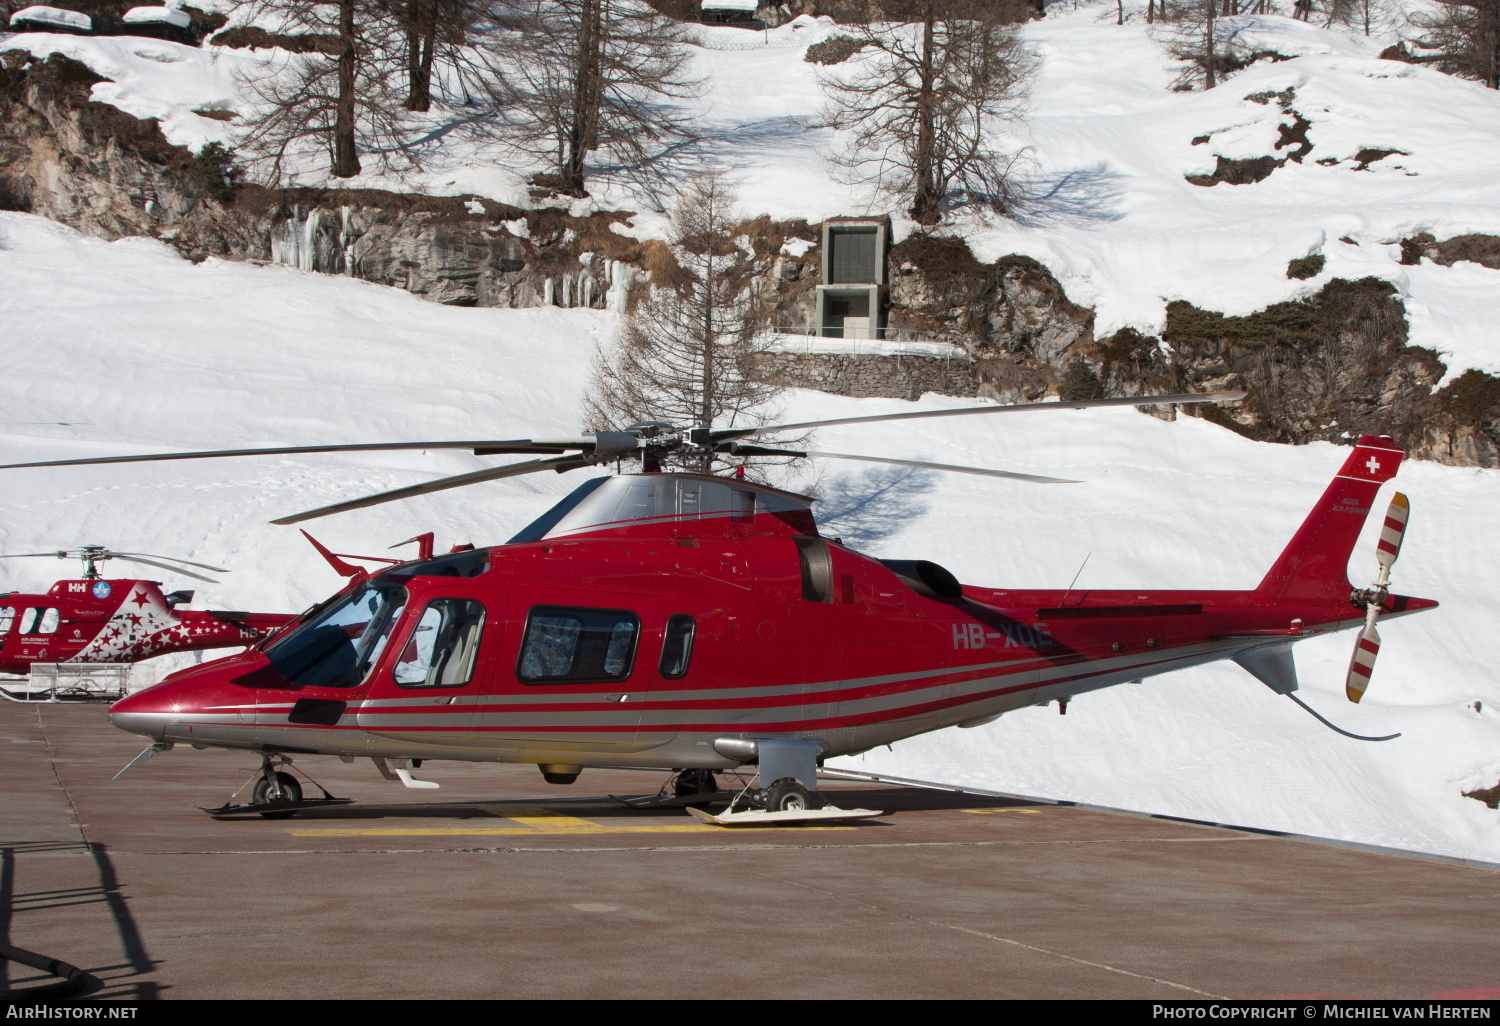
[5,4,1500,379]
[1,211,1497,862]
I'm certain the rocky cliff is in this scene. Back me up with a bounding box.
[0,50,646,310]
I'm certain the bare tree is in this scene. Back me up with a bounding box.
[1412,0,1500,88]
[1161,0,1246,88]
[584,173,786,472]
[482,0,699,198]
[818,0,1033,226]
[386,0,469,111]
[237,0,416,180]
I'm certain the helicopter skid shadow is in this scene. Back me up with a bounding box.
[242,789,1041,822]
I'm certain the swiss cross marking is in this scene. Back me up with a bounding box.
[1365,456,1380,473]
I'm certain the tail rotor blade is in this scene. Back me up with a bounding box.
[1345,619,1381,704]
[1376,492,1409,579]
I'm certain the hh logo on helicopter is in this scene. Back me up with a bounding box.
[952,622,1053,650]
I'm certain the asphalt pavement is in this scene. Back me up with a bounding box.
[2,702,1497,1000]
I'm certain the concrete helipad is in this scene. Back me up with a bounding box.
[3,702,1498,1000]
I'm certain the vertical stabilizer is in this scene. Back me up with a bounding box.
[1256,435,1403,605]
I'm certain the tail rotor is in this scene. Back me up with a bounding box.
[1345,493,1409,704]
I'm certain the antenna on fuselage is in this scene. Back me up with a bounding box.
[1059,552,1091,608]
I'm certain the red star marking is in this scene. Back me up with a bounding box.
[131,590,150,609]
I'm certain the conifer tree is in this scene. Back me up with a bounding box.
[584,172,785,471]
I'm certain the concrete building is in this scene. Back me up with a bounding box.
[815,217,889,339]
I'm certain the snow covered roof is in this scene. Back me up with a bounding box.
[9,6,92,30]
[701,0,759,11]
[123,6,192,28]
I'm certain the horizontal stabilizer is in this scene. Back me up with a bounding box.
[1234,642,1299,695]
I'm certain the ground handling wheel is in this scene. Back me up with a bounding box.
[763,777,825,812]
[252,770,303,819]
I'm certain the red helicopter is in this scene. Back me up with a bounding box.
[0,392,1436,820]
[0,546,295,693]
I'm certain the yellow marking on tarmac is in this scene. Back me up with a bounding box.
[959,808,1042,815]
[285,804,857,836]
[285,824,857,837]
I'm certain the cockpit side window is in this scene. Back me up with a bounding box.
[0,607,14,635]
[393,599,486,688]
[518,606,639,684]
[17,608,59,634]
[265,582,408,688]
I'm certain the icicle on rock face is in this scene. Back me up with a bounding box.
[606,260,629,313]
[300,209,319,273]
[269,216,299,269]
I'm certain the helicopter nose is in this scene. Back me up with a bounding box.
[109,687,174,742]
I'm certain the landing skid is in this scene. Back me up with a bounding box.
[201,754,349,818]
[609,790,738,809]
[685,804,883,826]
[202,796,355,818]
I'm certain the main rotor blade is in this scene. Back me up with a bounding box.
[112,552,229,573]
[728,445,1077,483]
[0,438,597,471]
[269,455,595,526]
[0,552,70,559]
[109,555,218,584]
[709,391,1248,442]
[809,451,1079,484]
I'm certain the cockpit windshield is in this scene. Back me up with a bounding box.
[263,581,408,688]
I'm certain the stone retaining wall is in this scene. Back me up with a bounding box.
[746,351,979,401]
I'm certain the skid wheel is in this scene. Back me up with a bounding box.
[764,777,825,812]
[253,771,303,819]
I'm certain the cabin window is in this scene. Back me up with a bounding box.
[0,607,14,634]
[393,599,486,688]
[18,608,60,634]
[658,614,696,679]
[518,606,639,684]
[265,581,408,688]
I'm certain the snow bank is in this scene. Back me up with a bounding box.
[123,8,193,29]
[9,7,91,31]
[0,31,260,150]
